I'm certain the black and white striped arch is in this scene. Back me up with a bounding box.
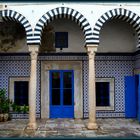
[0,10,32,44]
[93,8,140,47]
[34,7,93,46]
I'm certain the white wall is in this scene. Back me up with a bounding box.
[6,3,140,31]
[0,22,28,53]
[98,19,137,53]
[0,18,137,53]
[48,18,137,53]
[49,18,86,52]
[0,3,139,53]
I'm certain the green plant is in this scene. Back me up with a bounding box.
[11,102,17,112]
[11,102,29,113]
[21,105,29,113]
[0,89,11,114]
[12,104,22,113]
[0,88,29,114]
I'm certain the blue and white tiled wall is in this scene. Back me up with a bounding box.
[83,55,135,118]
[135,54,140,69]
[0,54,135,119]
[0,56,41,119]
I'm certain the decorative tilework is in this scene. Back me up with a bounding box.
[0,58,40,119]
[0,54,135,119]
[10,113,40,119]
[0,56,30,61]
[135,54,140,69]
[38,55,88,61]
[83,55,134,118]
[95,55,135,61]
[84,112,125,118]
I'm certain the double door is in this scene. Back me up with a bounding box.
[49,70,74,118]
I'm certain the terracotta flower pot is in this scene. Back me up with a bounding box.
[0,114,4,122]
[0,113,9,122]
[3,113,9,121]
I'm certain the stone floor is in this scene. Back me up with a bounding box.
[0,118,140,138]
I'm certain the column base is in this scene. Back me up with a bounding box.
[26,122,37,130]
[87,122,98,130]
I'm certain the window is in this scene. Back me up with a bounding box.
[96,82,110,106]
[9,77,29,106]
[96,78,115,110]
[14,81,29,106]
[55,32,68,49]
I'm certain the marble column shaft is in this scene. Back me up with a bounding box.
[87,46,98,130]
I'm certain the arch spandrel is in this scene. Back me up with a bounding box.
[34,7,93,46]
[1,9,33,45]
[93,8,140,48]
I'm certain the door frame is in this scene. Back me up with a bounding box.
[41,61,83,119]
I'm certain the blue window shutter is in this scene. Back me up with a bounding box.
[55,32,68,49]
[138,75,140,122]
[125,76,137,118]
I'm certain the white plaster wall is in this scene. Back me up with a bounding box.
[9,38,28,52]
[49,18,137,53]
[0,2,139,53]
[5,2,140,31]
[0,18,137,53]
[50,19,85,52]
[98,19,137,52]
[0,37,28,53]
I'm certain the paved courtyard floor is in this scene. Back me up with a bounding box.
[0,118,140,138]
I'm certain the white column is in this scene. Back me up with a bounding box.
[86,46,98,130]
[27,45,39,129]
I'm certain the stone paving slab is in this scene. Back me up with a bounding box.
[0,118,140,138]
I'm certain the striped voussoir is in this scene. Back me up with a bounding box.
[93,8,140,47]
[34,7,93,46]
[0,10,33,45]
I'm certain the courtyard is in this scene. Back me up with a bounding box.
[0,118,140,138]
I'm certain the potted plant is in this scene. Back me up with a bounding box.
[21,105,29,114]
[0,89,11,122]
[11,102,29,114]
[0,88,29,122]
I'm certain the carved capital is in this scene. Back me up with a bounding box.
[28,45,39,60]
[30,51,38,60]
[86,46,97,59]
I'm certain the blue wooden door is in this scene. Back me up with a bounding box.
[125,76,137,118]
[50,70,74,118]
[138,75,140,122]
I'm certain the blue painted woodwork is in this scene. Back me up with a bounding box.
[50,70,74,118]
[125,76,137,118]
[96,82,110,106]
[55,32,68,49]
[138,75,140,122]
[14,81,29,106]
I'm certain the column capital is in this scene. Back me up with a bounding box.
[28,45,39,60]
[86,45,97,53]
[28,45,39,52]
[86,46,97,58]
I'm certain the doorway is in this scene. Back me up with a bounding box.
[49,70,74,118]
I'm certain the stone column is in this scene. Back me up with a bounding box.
[27,45,39,129]
[86,46,98,130]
